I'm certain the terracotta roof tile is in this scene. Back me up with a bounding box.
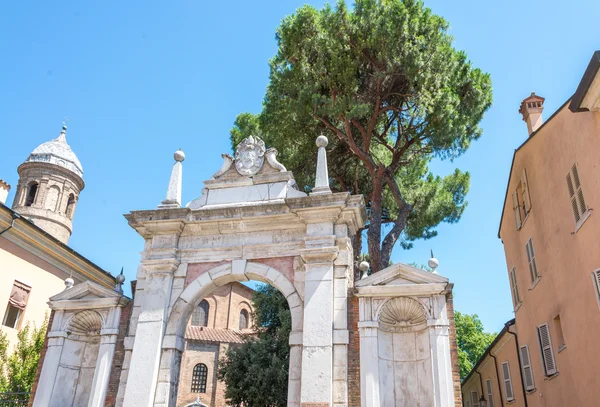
[185,326,253,344]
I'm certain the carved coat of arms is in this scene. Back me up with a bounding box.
[234,136,266,176]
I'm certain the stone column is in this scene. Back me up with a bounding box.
[122,258,179,407]
[32,334,65,407]
[87,307,123,407]
[428,295,454,407]
[300,241,338,407]
[358,321,380,407]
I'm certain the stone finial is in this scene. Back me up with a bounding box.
[115,267,126,294]
[159,149,184,209]
[311,135,332,195]
[428,249,439,274]
[359,261,370,279]
[0,179,10,205]
[64,274,74,290]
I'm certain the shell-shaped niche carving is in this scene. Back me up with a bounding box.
[379,297,427,330]
[67,310,103,335]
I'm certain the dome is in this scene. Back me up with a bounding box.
[25,126,83,178]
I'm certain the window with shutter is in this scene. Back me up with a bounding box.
[512,191,522,230]
[521,169,532,215]
[519,345,535,391]
[486,379,495,407]
[537,323,557,376]
[501,361,514,401]
[592,269,600,310]
[525,239,539,283]
[2,281,31,329]
[509,268,521,308]
[566,164,588,225]
[471,391,480,407]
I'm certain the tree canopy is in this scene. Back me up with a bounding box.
[218,285,290,407]
[454,312,496,379]
[231,0,492,272]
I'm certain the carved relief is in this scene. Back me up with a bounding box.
[234,136,266,176]
[66,310,103,335]
[265,148,286,172]
[378,297,427,332]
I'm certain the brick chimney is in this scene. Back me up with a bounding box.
[519,92,545,136]
[0,179,10,205]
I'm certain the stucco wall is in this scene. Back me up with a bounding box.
[499,105,600,406]
[0,238,67,348]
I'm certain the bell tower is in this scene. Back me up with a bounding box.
[12,124,85,244]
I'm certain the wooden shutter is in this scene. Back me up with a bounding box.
[526,239,539,282]
[486,379,495,407]
[512,191,522,229]
[519,345,535,391]
[521,169,532,214]
[537,323,557,375]
[592,270,600,308]
[567,164,588,224]
[471,391,479,407]
[509,268,520,307]
[501,362,514,401]
[8,281,31,310]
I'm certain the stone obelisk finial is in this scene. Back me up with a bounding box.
[159,149,185,208]
[311,135,332,195]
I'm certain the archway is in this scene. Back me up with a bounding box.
[159,261,303,407]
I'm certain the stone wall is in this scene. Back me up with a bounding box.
[446,292,462,407]
[105,300,132,406]
[346,293,360,407]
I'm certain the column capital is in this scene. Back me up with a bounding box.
[300,247,339,264]
[141,258,180,275]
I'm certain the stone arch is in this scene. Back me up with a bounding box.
[160,260,303,407]
[44,185,61,211]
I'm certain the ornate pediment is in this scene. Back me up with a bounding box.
[355,262,450,297]
[48,281,129,310]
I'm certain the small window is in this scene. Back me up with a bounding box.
[512,170,532,230]
[191,363,208,393]
[66,194,76,218]
[537,323,557,376]
[553,315,566,350]
[239,309,249,330]
[2,281,31,329]
[525,238,539,283]
[509,268,521,308]
[485,379,495,407]
[24,182,38,207]
[501,361,514,402]
[592,269,600,310]
[191,300,209,327]
[519,345,535,391]
[566,164,588,225]
[470,390,480,407]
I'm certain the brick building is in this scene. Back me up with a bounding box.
[176,282,254,407]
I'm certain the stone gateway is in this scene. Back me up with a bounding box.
[30,136,461,406]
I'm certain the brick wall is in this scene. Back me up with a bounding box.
[446,291,463,407]
[347,293,360,407]
[104,300,132,406]
[27,310,55,407]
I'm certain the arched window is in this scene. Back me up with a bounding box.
[191,300,209,327]
[239,309,249,330]
[24,182,38,207]
[66,193,76,218]
[191,363,208,393]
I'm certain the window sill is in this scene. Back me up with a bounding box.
[529,277,541,291]
[574,210,592,233]
[558,344,567,353]
[514,302,523,313]
[506,399,516,404]
[544,372,560,381]
[526,388,537,395]
[517,213,531,231]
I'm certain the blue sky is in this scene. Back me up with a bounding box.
[1,0,598,334]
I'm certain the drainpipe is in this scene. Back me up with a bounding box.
[506,323,529,407]
[0,213,20,236]
[488,350,504,407]
[475,369,485,404]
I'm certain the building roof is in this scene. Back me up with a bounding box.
[185,326,253,344]
[497,98,571,239]
[0,202,115,288]
[462,319,515,385]
[25,125,83,178]
[570,51,600,112]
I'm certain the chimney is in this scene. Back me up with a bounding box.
[0,180,10,205]
[519,92,545,136]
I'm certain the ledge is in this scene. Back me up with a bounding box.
[574,210,592,233]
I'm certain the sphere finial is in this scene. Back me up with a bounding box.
[316,135,328,148]
[174,149,185,162]
[359,261,370,279]
[428,249,439,274]
[64,275,74,290]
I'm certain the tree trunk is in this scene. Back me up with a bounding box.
[367,170,385,272]
[352,230,363,282]
[380,205,411,269]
